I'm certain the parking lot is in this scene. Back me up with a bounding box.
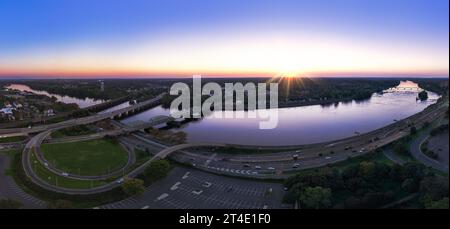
[101,167,288,209]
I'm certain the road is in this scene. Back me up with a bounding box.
[6,92,450,196]
[410,128,449,173]
[33,138,135,181]
[0,153,46,208]
[383,150,406,165]
[119,102,448,179]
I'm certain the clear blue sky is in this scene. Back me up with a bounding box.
[0,0,448,77]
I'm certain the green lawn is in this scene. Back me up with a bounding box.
[30,150,107,189]
[41,139,129,176]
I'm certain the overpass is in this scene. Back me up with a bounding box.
[0,93,166,136]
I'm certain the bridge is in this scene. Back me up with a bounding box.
[384,87,424,93]
[0,93,166,136]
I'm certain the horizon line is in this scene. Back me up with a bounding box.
[0,71,448,79]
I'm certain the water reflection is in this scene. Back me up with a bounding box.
[123,81,439,146]
[5,84,105,108]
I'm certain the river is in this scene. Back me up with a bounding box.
[5,84,105,108]
[122,81,440,146]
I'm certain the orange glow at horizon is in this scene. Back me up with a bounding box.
[0,32,448,78]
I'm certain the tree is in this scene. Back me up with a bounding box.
[418,91,428,101]
[402,178,419,193]
[359,161,376,178]
[48,200,73,209]
[410,126,417,135]
[420,176,449,200]
[0,199,22,209]
[393,142,409,156]
[424,197,449,209]
[143,160,171,183]
[122,178,145,196]
[299,186,332,209]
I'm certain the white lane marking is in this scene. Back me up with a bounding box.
[156,193,169,201]
[171,182,181,191]
[182,172,190,179]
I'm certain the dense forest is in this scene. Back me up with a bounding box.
[283,159,449,209]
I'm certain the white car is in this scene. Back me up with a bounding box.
[116,178,125,184]
[268,167,275,170]
[325,157,332,160]
[254,166,262,170]
[61,172,69,177]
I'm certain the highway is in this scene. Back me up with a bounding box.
[19,95,173,195]
[126,102,449,179]
[8,92,450,194]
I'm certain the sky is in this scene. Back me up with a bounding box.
[0,0,448,78]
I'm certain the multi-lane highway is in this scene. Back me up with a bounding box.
[3,91,448,199]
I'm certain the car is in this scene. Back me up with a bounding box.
[44,163,49,167]
[255,165,262,170]
[292,154,299,160]
[325,157,332,160]
[243,164,251,168]
[61,172,69,177]
[116,178,125,184]
[268,167,275,170]
[292,163,300,169]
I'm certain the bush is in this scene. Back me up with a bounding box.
[121,179,145,197]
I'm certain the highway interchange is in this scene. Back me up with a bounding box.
[0,91,448,208]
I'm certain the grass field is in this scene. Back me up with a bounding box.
[41,139,129,176]
[30,150,107,189]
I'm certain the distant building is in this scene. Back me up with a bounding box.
[44,109,55,117]
[100,80,105,92]
[0,107,14,115]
